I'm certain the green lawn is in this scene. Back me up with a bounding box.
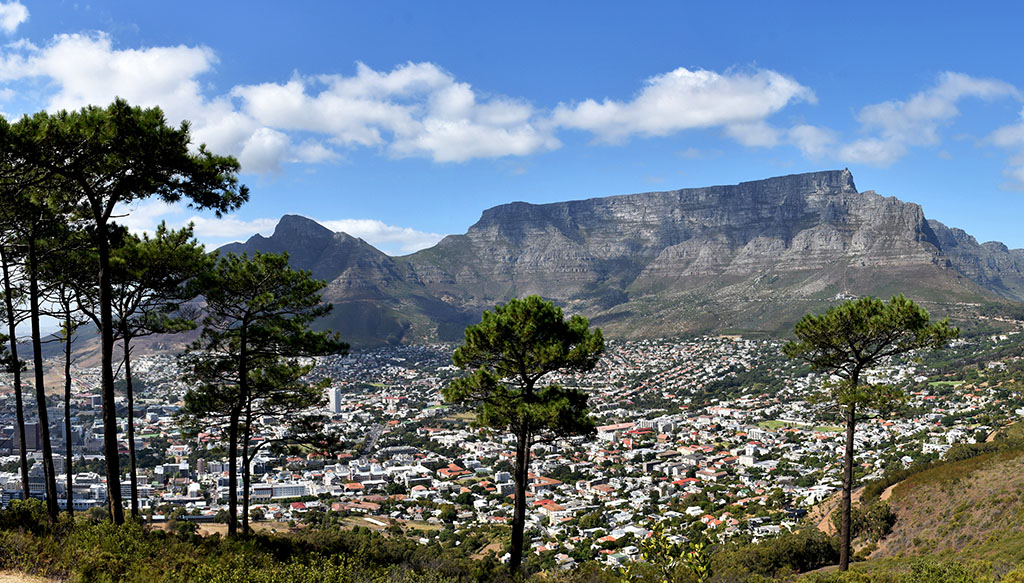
[758,420,842,432]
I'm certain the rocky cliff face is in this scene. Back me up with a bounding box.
[224,171,1024,345]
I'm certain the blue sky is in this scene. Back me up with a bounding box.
[2,1,1024,255]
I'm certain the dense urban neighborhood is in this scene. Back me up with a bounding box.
[2,329,1022,569]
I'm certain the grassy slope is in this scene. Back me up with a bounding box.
[873,448,1024,562]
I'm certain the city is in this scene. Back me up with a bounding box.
[3,330,1020,569]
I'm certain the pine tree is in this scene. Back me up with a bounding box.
[180,252,346,537]
[443,295,603,572]
[784,294,958,571]
[21,100,247,523]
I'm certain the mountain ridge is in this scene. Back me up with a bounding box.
[221,170,1024,346]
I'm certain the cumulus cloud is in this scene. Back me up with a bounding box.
[787,124,837,159]
[989,107,1024,190]
[838,72,1021,167]
[989,111,1024,149]
[187,215,281,242]
[0,32,289,171]
[231,62,560,163]
[292,140,340,164]
[0,2,27,34]
[320,219,444,255]
[551,67,814,143]
[238,127,291,173]
[0,32,215,116]
[111,199,442,255]
[724,121,781,147]
[0,38,561,167]
[0,32,824,169]
[112,199,187,235]
[838,138,908,167]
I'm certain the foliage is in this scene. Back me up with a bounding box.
[7,99,247,525]
[443,295,603,573]
[620,523,713,583]
[800,558,998,583]
[179,251,346,536]
[712,529,839,581]
[783,294,958,571]
[445,295,604,443]
[830,501,896,543]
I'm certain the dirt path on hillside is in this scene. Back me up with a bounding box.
[813,487,864,535]
[0,571,57,583]
[880,482,899,501]
[470,542,503,560]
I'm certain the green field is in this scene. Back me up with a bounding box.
[758,420,842,432]
[928,380,965,388]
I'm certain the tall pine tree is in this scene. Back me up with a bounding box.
[180,252,345,537]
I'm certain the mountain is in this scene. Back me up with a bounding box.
[221,170,1024,346]
[219,215,473,345]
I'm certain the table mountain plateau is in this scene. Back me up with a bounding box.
[220,170,1024,345]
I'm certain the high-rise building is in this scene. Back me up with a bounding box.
[14,423,41,451]
[327,387,343,413]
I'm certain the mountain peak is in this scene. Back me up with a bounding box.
[226,170,1024,347]
[735,168,857,194]
[272,214,335,241]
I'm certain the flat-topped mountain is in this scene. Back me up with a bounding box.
[222,170,1024,345]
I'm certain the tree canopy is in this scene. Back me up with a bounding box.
[443,295,603,573]
[180,251,347,537]
[24,99,248,524]
[783,294,959,571]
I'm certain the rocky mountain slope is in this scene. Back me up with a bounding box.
[222,170,1024,346]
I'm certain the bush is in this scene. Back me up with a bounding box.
[830,501,896,543]
[712,529,839,581]
[0,498,51,536]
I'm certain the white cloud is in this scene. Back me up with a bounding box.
[0,33,824,169]
[238,127,290,173]
[838,138,908,167]
[989,114,1024,148]
[0,2,27,34]
[112,199,187,235]
[187,215,280,241]
[0,34,339,173]
[0,33,216,116]
[788,124,837,159]
[724,121,781,147]
[109,199,442,255]
[839,72,1021,167]
[320,219,444,255]
[110,199,276,248]
[551,67,814,143]
[232,62,560,163]
[292,140,339,164]
[990,108,1024,190]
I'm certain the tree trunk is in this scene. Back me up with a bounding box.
[839,401,857,571]
[509,426,531,573]
[96,227,124,524]
[123,335,139,519]
[1,248,30,503]
[227,407,240,538]
[27,238,59,521]
[237,328,250,537]
[242,404,251,537]
[64,311,74,518]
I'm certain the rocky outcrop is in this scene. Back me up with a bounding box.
[223,171,1024,345]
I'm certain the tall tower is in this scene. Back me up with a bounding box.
[328,386,343,414]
